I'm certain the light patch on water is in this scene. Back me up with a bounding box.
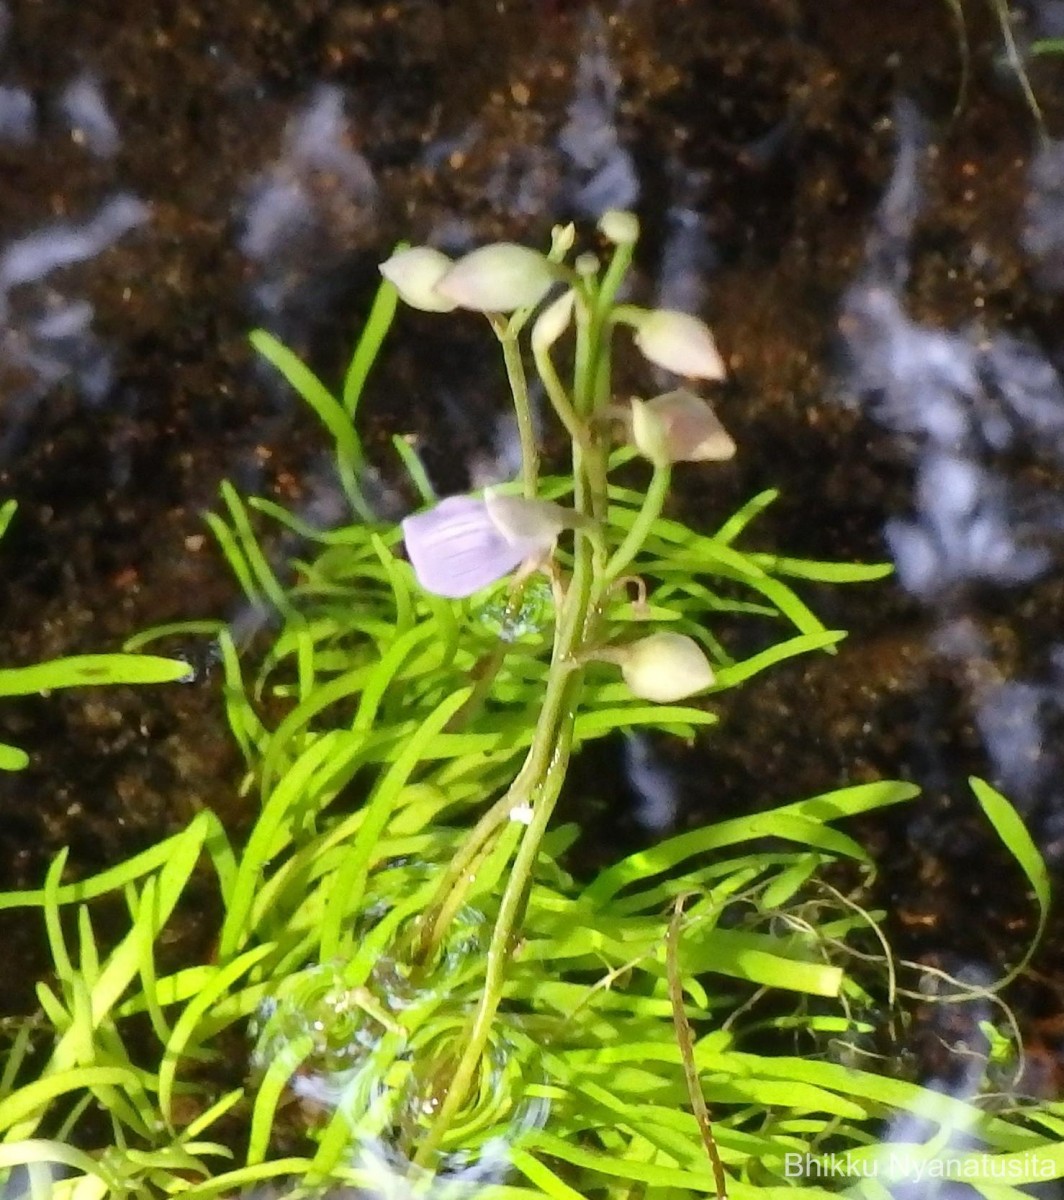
[837,99,1064,848]
[240,85,378,320]
[0,195,150,460]
[1022,140,1064,290]
[655,201,719,319]
[884,453,1049,597]
[467,408,532,490]
[57,73,120,158]
[0,194,148,294]
[931,620,1064,837]
[557,9,638,217]
[878,976,1015,1198]
[838,102,1061,600]
[974,679,1052,804]
[0,84,34,143]
[623,732,680,832]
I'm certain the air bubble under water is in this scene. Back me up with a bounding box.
[248,903,548,1193]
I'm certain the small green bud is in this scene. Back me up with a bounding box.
[575,251,600,278]
[378,246,457,313]
[613,632,715,702]
[434,243,557,313]
[630,308,726,380]
[531,289,575,354]
[630,389,736,466]
[598,209,639,246]
[551,223,577,257]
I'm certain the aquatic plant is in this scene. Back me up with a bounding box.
[0,216,1059,1200]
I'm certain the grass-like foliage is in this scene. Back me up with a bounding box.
[0,218,1059,1199]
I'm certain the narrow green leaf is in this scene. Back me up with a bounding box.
[511,1148,588,1200]
[391,433,437,504]
[0,741,30,770]
[0,654,191,696]
[342,260,401,417]
[218,481,292,616]
[250,329,371,520]
[749,553,893,583]
[712,630,846,690]
[0,498,17,541]
[159,943,275,1125]
[0,1066,139,1133]
[969,776,1050,990]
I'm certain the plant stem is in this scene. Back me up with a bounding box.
[532,338,587,451]
[415,321,608,1167]
[494,318,539,499]
[414,578,591,1167]
[604,462,671,584]
[667,895,729,1200]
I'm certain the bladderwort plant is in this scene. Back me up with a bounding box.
[0,214,1060,1200]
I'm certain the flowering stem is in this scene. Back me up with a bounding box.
[592,240,633,409]
[415,569,595,1168]
[604,462,671,584]
[532,338,588,451]
[416,305,609,1168]
[493,318,539,499]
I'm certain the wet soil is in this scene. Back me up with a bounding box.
[2,0,1064,1080]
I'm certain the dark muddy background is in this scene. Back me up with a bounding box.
[2,0,1064,1084]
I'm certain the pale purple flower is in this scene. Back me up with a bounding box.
[401,495,545,598]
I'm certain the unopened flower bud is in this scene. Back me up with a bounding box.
[630,390,736,466]
[629,398,670,468]
[629,308,726,380]
[531,289,575,354]
[611,632,715,702]
[575,252,600,278]
[598,209,639,246]
[378,246,457,313]
[551,223,577,256]
[434,243,558,313]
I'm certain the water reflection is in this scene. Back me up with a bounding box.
[240,84,377,326]
[558,9,638,217]
[0,195,148,460]
[0,84,33,144]
[57,73,119,158]
[837,99,1064,847]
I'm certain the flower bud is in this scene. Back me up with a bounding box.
[434,243,558,313]
[378,246,457,313]
[598,209,639,246]
[629,397,670,468]
[613,632,715,702]
[551,223,577,256]
[630,308,726,380]
[630,390,736,466]
[574,252,600,278]
[531,289,575,354]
